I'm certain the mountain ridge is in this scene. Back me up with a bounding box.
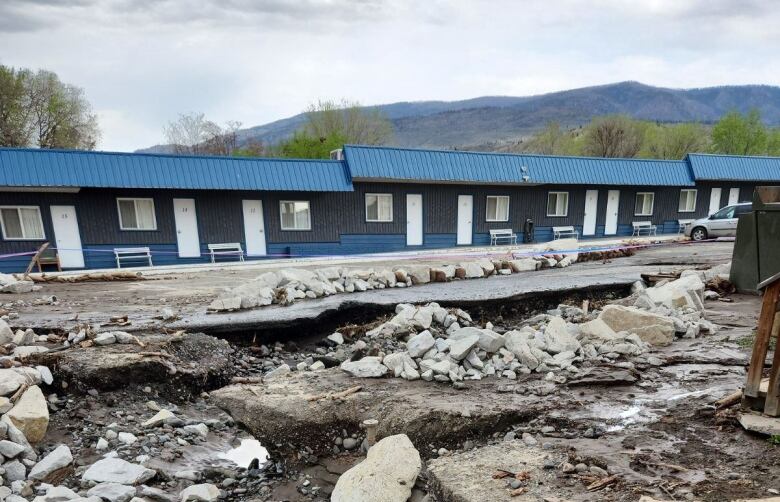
[137,81,780,153]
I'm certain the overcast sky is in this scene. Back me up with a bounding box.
[3,0,780,151]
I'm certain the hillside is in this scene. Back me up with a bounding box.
[137,81,780,153]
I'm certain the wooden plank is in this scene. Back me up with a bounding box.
[24,242,50,278]
[764,331,780,416]
[745,280,780,398]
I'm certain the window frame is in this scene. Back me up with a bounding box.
[279,200,312,231]
[0,206,46,241]
[678,189,697,213]
[634,192,655,216]
[546,191,569,217]
[116,197,158,231]
[364,193,394,223]
[485,195,510,222]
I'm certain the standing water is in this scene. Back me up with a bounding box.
[218,438,270,469]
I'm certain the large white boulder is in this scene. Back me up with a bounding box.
[0,319,13,345]
[3,385,49,443]
[457,262,484,279]
[87,483,136,502]
[542,317,581,354]
[0,369,28,396]
[340,357,388,378]
[406,331,436,358]
[28,445,72,481]
[332,434,421,502]
[509,259,539,273]
[382,352,417,377]
[599,305,675,346]
[81,458,156,485]
[406,266,431,285]
[179,483,220,502]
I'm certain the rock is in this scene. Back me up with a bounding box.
[207,297,241,311]
[447,334,479,361]
[179,483,220,502]
[576,318,618,343]
[31,485,81,502]
[309,360,325,371]
[118,432,138,445]
[599,305,675,346]
[174,470,201,481]
[264,364,290,379]
[430,266,456,282]
[406,331,436,358]
[0,369,27,396]
[0,319,13,344]
[509,258,539,273]
[94,332,117,346]
[457,262,484,279]
[81,458,156,485]
[137,486,175,502]
[342,438,359,450]
[182,423,208,438]
[406,266,431,285]
[4,459,26,482]
[383,352,417,377]
[542,317,581,354]
[340,357,388,378]
[87,483,136,502]
[96,438,109,450]
[327,333,344,345]
[4,385,49,443]
[142,410,175,428]
[0,280,34,294]
[36,366,54,386]
[0,396,11,413]
[331,434,421,502]
[28,445,73,481]
[0,438,26,457]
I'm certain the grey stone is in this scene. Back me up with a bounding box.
[28,445,72,481]
[406,331,435,358]
[4,460,26,482]
[599,305,675,346]
[448,334,479,361]
[81,458,156,485]
[0,439,25,458]
[340,357,388,378]
[179,483,220,502]
[87,483,136,502]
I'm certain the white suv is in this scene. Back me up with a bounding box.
[685,202,752,241]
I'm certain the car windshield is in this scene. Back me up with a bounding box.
[711,206,736,220]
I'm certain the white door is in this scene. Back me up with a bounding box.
[604,190,620,235]
[50,205,84,268]
[583,190,598,236]
[242,200,266,256]
[709,188,722,215]
[457,195,473,245]
[173,198,201,258]
[406,194,423,246]
[728,188,740,205]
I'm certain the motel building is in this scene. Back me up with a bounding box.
[0,145,777,273]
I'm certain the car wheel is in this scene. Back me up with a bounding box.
[691,227,708,241]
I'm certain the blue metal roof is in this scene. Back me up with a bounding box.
[343,145,694,186]
[0,148,353,191]
[687,153,780,182]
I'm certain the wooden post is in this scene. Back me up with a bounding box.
[23,242,50,279]
[744,279,780,399]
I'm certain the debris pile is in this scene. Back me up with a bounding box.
[208,252,580,312]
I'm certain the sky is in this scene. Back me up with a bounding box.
[3,0,780,152]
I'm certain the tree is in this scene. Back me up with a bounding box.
[581,115,644,158]
[767,129,780,157]
[164,113,243,156]
[277,99,393,158]
[0,65,99,149]
[641,123,710,159]
[711,109,768,155]
[521,122,580,155]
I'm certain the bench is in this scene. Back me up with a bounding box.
[631,221,657,236]
[114,247,153,268]
[35,246,61,272]
[489,229,517,245]
[552,226,579,240]
[208,242,245,263]
[677,219,695,234]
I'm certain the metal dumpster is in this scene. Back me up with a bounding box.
[730,186,780,292]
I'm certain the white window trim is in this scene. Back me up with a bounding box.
[634,192,655,216]
[279,200,312,231]
[546,192,569,217]
[485,195,510,222]
[0,206,45,241]
[678,189,697,213]
[116,198,158,231]
[365,193,393,223]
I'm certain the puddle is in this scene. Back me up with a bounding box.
[217,438,270,468]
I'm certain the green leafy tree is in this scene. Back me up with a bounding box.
[641,123,710,159]
[581,115,645,158]
[711,109,768,155]
[764,128,780,156]
[521,122,580,155]
[0,65,99,149]
[277,99,393,158]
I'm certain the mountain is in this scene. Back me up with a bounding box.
[137,81,780,153]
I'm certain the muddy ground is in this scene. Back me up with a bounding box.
[3,241,779,501]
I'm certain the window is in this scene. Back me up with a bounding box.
[546,192,569,217]
[486,196,510,222]
[280,201,311,230]
[634,192,655,216]
[735,204,753,216]
[0,206,45,240]
[711,206,736,220]
[117,198,157,230]
[678,189,697,213]
[365,194,393,222]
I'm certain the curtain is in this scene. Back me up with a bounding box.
[378,195,392,221]
[135,200,156,229]
[118,200,137,229]
[19,208,44,239]
[1,208,23,238]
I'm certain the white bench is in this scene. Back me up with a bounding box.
[631,221,657,236]
[489,228,517,245]
[552,226,579,240]
[208,243,245,263]
[114,247,153,268]
[678,219,694,234]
